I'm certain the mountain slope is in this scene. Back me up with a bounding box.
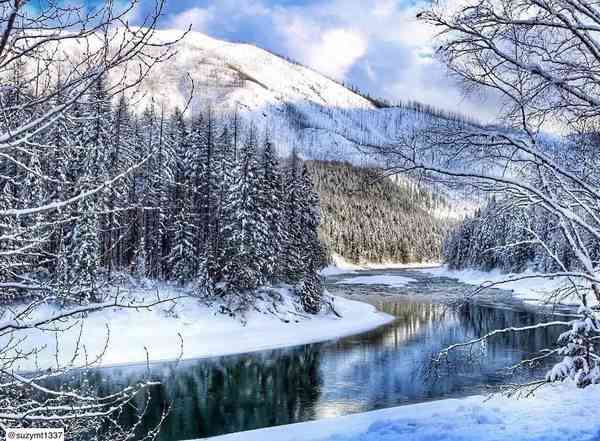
[117,30,469,163]
[310,161,454,264]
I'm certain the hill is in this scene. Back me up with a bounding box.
[309,161,455,264]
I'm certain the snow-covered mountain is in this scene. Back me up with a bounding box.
[123,30,459,163]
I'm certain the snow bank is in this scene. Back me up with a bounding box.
[336,275,417,287]
[10,286,394,372]
[321,253,441,277]
[207,382,600,441]
[357,261,442,270]
[420,266,589,307]
[320,254,364,276]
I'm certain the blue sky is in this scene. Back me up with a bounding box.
[121,0,491,117]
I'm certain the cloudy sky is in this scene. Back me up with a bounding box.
[126,0,494,119]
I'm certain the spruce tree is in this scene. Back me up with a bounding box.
[220,128,267,297]
[257,138,285,280]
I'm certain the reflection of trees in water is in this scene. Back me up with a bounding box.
[431,303,564,385]
[321,302,561,410]
[315,303,464,408]
[40,302,565,440]
[457,303,564,360]
[333,303,452,351]
[44,346,323,440]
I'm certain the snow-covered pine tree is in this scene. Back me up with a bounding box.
[295,163,325,314]
[42,82,77,276]
[195,107,221,277]
[219,127,268,302]
[54,81,111,303]
[138,104,161,278]
[211,125,235,281]
[257,137,285,281]
[126,112,149,279]
[106,95,136,274]
[298,269,323,315]
[297,162,325,270]
[168,198,199,286]
[163,108,188,280]
[86,81,113,268]
[166,108,201,286]
[547,306,600,388]
[59,194,101,303]
[187,113,207,274]
[154,106,176,279]
[280,150,304,282]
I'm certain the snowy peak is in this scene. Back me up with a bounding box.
[119,30,462,162]
[143,29,376,113]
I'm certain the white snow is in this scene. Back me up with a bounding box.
[359,261,442,270]
[321,253,441,277]
[207,382,600,441]
[320,266,357,277]
[8,285,394,372]
[336,275,417,288]
[320,254,363,276]
[420,266,593,307]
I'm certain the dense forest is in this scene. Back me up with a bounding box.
[444,197,600,274]
[0,76,325,314]
[309,161,451,264]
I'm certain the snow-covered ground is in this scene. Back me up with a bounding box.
[321,254,440,277]
[419,266,592,307]
[336,275,417,288]
[207,382,600,441]
[9,285,393,372]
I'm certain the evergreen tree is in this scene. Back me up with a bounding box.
[297,163,325,270]
[168,198,198,286]
[0,78,333,315]
[281,151,304,282]
[257,138,285,280]
[219,128,268,295]
[298,270,323,315]
[59,196,101,303]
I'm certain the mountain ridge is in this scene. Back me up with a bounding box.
[106,29,477,164]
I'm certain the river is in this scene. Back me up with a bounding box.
[45,268,570,440]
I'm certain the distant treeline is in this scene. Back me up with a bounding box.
[444,197,600,274]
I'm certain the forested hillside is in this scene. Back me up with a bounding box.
[310,161,452,264]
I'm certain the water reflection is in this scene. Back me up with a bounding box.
[47,301,564,440]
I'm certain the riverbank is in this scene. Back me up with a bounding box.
[321,253,441,277]
[418,266,592,307]
[10,284,394,372]
[207,381,600,441]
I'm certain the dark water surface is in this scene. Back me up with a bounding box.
[49,270,569,440]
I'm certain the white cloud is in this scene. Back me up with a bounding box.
[276,22,368,80]
[164,0,271,32]
[270,0,437,79]
[270,0,494,116]
[167,7,214,32]
[372,0,398,18]
[309,29,368,79]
